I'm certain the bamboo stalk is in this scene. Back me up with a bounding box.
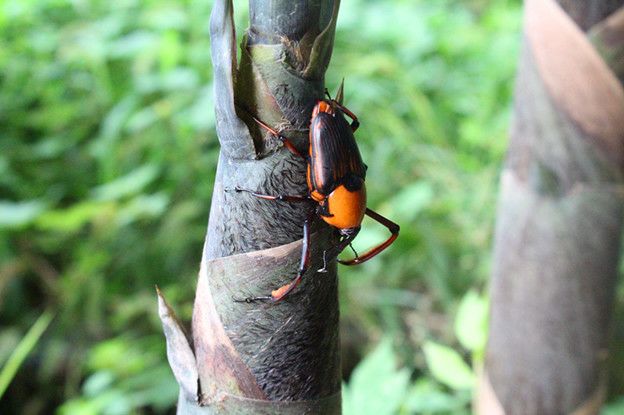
[478,1,624,414]
[159,0,343,413]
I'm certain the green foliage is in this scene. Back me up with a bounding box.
[343,338,411,415]
[0,310,53,399]
[604,397,624,415]
[339,1,521,411]
[1,0,217,412]
[343,338,473,415]
[404,379,470,415]
[423,341,474,391]
[57,336,178,415]
[454,290,489,357]
[2,0,623,413]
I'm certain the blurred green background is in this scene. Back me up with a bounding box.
[2,0,624,414]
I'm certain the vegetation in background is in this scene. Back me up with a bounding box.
[1,0,623,413]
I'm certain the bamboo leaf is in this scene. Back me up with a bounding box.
[454,290,488,354]
[343,338,410,415]
[0,310,54,399]
[423,341,474,391]
[0,200,46,228]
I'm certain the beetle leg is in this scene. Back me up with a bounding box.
[235,217,312,303]
[316,201,335,218]
[332,102,360,132]
[324,85,359,131]
[252,116,305,159]
[318,232,358,272]
[324,88,331,99]
[338,208,399,265]
[348,242,359,259]
[318,250,330,273]
[232,186,310,202]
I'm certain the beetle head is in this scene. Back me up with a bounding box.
[339,226,360,237]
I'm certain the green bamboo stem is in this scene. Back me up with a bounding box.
[159,0,343,413]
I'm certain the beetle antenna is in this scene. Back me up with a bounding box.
[348,242,359,259]
[318,250,329,273]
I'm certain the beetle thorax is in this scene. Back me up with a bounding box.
[312,100,336,118]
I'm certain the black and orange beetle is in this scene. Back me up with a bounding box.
[234,83,399,302]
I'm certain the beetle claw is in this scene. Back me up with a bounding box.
[232,295,273,303]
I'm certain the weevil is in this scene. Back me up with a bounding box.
[234,82,399,302]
